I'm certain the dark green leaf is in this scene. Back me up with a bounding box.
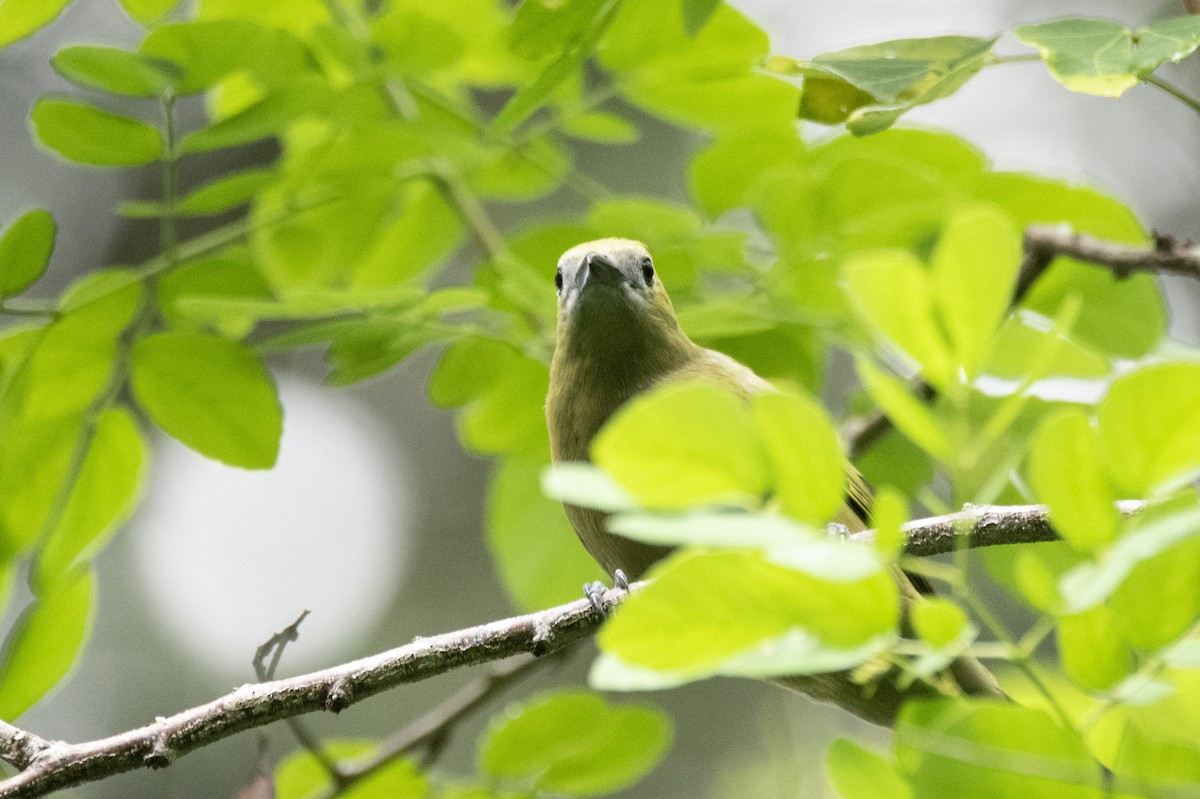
[827,739,911,799]
[35,408,145,587]
[0,0,73,49]
[479,691,671,796]
[131,332,282,468]
[0,568,93,720]
[487,456,604,612]
[140,20,265,94]
[681,0,722,37]
[30,98,163,167]
[0,209,55,297]
[50,45,181,97]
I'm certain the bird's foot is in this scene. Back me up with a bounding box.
[825,521,851,539]
[584,569,630,614]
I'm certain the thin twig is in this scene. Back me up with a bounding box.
[324,655,544,798]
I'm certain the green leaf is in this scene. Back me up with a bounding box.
[911,598,967,649]
[0,568,93,720]
[1099,363,1200,496]
[541,463,638,514]
[50,46,181,97]
[610,511,885,582]
[180,77,334,154]
[592,382,770,510]
[896,700,1105,796]
[751,388,845,523]
[681,0,722,37]
[351,180,465,289]
[1059,497,1200,614]
[490,0,621,134]
[1058,606,1132,691]
[486,456,603,612]
[844,250,953,389]
[855,359,951,462]
[119,0,179,25]
[597,549,897,679]
[276,740,427,799]
[558,110,639,143]
[0,209,55,297]
[827,739,911,799]
[1108,532,1200,651]
[1016,17,1200,97]
[480,691,671,796]
[177,168,275,216]
[131,332,282,469]
[1029,409,1119,552]
[140,20,265,94]
[771,36,996,135]
[930,206,1021,377]
[30,98,163,167]
[370,9,464,76]
[869,486,908,558]
[35,408,145,587]
[0,0,73,49]
[509,0,606,60]
[1015,19,1137,98]
[1132,16,1200,76]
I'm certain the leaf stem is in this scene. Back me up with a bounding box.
[1145,75,1200,116]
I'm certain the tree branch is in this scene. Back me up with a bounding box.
[847,226,1199,459]
[0,501,1147,798]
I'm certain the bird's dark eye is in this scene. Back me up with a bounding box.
[640,257,654,286]
[555,268,563,293]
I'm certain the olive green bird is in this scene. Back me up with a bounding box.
[546,237,1002,725]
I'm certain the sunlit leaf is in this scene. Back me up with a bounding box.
[828,739,911,799]
[51,45,181,97]
[0,0,73,49]
[751,388,845,523]
[0,209,55,297]
[1029,409,1119,552]
[30,98,163,166]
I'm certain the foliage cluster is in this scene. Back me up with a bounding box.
[0,0,1198,796]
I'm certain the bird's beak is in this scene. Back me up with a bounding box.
[582,252,623,290]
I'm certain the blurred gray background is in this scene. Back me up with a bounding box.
[1,0,1197,796]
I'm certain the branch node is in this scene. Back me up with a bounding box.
[530,616,554,657]
[325,678,353,713]
[143,736,173,770]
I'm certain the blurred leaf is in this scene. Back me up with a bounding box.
[845,250,952,389]
[140,20,265,94]
[30,98,163,166]
[912,598,967,649]
[541,462,638,513]
[351,181,465,289]
[35,408,145,587]
[930,206,1021,378]
[1059,497,1200,614]
[428,338,550,456]
[0,568,92,720]
[559,110,639,143]
[770,36,996,135]
[598,549,897,679]
[681,0,721,37]
[51,45,182,97]
[1029,409,1119,552]
[179,168,275,216]
[469,136,570,200]
[0,0,73,49]
[827,739,911,799]
[1098,363,1200,496]
[1111,723,1200,792]
[592,382,769,510]
[181,77,334,153]
[1058,606,1131,691]
[0,418,78,553]
[856,360,951,462]
[869,486,908,558]
[157,250,271,336]
[370,9,464,76]
[479,691,671,797]
[119,0,179,25]
[1015,17,1200,98]
[486,456,603,612]
[275,740,426,799]
[896,700,1105,797]
[690,131,804,215]
[983,316,1110,381]
[0,209,55,297]
[131,332,282,468]
[1108,533,1200,651]
[491,0,620,134]
[751,388,845,523]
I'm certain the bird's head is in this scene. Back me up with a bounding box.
[553,238,688,363]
